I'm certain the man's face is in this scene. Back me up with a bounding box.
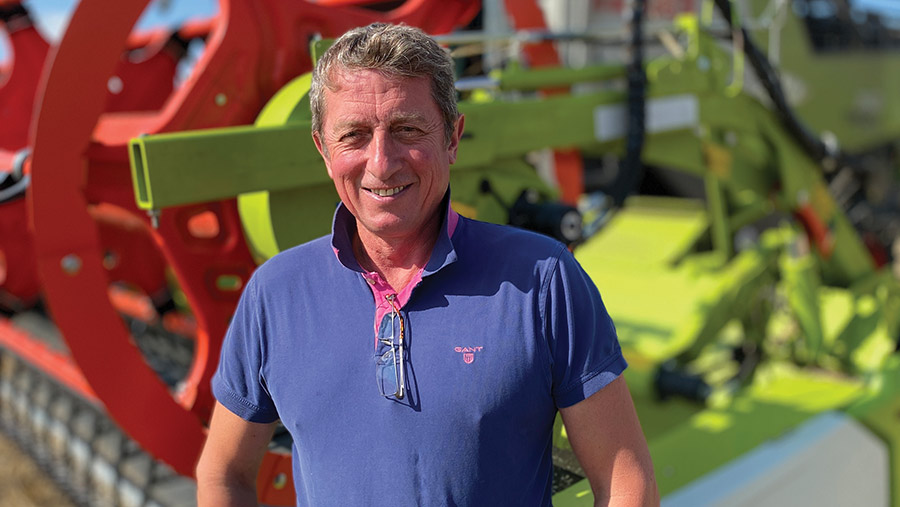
[313,69,464,243]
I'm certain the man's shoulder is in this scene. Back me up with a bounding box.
[251,235,335,284]
[457,217,567,264]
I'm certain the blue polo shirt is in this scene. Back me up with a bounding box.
[212,196,626,506]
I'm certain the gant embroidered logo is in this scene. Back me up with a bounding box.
[454,346,483,364]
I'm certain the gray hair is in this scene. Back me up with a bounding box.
[310,23,459,144]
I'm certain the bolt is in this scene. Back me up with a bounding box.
[102,251,119,270]
[215,93,227,106]
[147,209,160,229]
[107,76,124,95]
[60,255,82,275]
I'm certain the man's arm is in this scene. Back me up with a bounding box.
[196,402,278,507]
[559,375,659,507]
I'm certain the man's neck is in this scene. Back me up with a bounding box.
[352,213,442,292]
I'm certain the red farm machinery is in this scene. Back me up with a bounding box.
[2,0,900,505]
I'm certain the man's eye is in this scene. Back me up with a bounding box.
[340,131,360,141]
[395,126,421,135]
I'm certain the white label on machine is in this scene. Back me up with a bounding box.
[593,94,699,142]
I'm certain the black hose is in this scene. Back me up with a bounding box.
[613,0,648,207]
[713,0,836,167]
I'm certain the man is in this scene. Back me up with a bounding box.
[197,23,658,506]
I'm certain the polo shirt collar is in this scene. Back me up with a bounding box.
[330,190,459,278]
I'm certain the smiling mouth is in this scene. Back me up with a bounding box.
[366,185,409,197]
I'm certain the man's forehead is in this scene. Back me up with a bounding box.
[321,69,438,126]
[326,67,428,90]
[333,110,428,127]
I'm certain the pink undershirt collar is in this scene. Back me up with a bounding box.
[363,207,459,342]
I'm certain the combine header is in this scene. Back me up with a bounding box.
[1,0,899,505]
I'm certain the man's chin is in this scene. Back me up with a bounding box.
[356,217,409,237]
[354,204,443,242]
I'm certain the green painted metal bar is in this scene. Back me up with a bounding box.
[129,123,326,210]
[498,64,625,90]
[705,171,732,259]
[129,88,638,211]
[455,91,622,168]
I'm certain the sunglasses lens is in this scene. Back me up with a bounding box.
[376,350,399,396]
[375,312,402,397]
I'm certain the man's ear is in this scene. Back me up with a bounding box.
[448,114,465,165]
[313,130,333,178]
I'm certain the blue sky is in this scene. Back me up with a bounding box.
[24,0,218,37]
[856,0,900,14]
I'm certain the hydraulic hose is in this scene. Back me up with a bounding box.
[713,0,836,167]
[613,0,648,207]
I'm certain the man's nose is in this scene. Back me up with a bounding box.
[366,130,400,179]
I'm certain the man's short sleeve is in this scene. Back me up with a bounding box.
[211,274,279,423]
[544,248,627,408]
